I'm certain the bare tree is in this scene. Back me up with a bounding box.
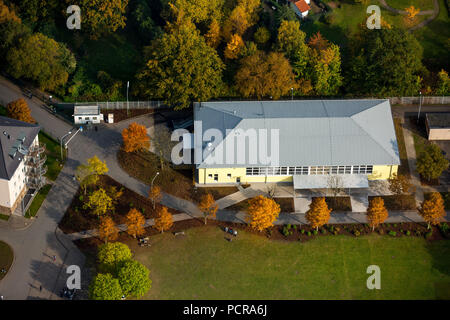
[327,175,344,198]
[266,184,277,199]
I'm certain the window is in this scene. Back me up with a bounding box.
[227,173,231,178]
[93,117,97,120]
[208,174,212,178]
[214,174,218,181]
[78,117,82,120]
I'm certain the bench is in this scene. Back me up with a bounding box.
[174,231,185,236]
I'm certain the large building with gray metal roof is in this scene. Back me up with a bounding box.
[193,99,400,188]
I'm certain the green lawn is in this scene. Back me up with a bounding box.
[0,214,9,221]
[38,131,64,181]
[25,184,52,218]
[0,241,14,280]
[136,226,450,299]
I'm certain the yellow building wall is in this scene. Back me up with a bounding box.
[198,165,398,184]
[368,165,398,180]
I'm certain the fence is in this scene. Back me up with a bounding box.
[388,96,450,105]
[74,101,166,110]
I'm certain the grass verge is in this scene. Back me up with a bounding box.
[0,241,14,280]
[25,184,52,218]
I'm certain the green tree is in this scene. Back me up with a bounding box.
[346,28,424,96]
[6,33,76,90]
[276,20,307,62]
[89,273,123,300]
[137,15,224,110]
[72,0,129,39]
[98,242,132,274]
[235,50,296,99]
[275,4,297,27]
[166,0,225,24]
[130,0,163,44]
[416,144,449,181]
[254,26,270,45]
[435,69,450,95]
[117,260,152,298]
[76,156,109,194]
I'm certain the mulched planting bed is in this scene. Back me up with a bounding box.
[420,175,441,186]
[74,218,450,256]
[192,186,239,202]
[101,109,155,123]
[59,174,181,234]
[227,197,295,213]
[369,194,417,210]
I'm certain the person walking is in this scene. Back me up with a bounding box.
[53,255,56,262]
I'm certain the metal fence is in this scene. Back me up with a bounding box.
[388,96,450,105]
[74,101,166,110]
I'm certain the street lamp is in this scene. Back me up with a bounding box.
[60,131,72,160]
[417,91,422,123]
[291,87,294,100]
[126,81,130,116]
[151,172,160,191]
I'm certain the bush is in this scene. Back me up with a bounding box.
[379,229,384,235]
[440,223,449,233]
[329,225,334,232]
[307,231,312,236]
[425,231,433,239]
[79,195,84,202]
[389,231,397,237]
[354,230,360,237]
[406,230,411,236]
[321,228,327,234]
[300,229,305,234]
[313,230,318,235]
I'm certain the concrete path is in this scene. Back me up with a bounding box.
[350,194,369,212]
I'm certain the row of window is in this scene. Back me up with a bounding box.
[77,116,98,120]
[245,165,373,176]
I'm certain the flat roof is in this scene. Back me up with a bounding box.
[74,105,100,116]
[293,174,369,189]
[426,113,450,128]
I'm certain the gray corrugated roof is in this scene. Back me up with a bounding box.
[0,116,40,180]
[426,113,450,128]
[194,99,400,168]
[73,105,100,115]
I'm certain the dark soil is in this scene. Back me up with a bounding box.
[369,194,417,210]
[101,109,154,123]
[420,175,441,186]
[323,196,352,212]
[59,175,181,234]
[227,197,294,213]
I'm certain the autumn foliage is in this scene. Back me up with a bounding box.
[366,197,389,231]
[247,195,281,232]
[305,197,331,231]
[98,216,119,243]
[122,122,150,153]
[148,185,162,210]
[125,208,146,238]
[224,33,245,59]
[154,206,173,233]
[0,0,21,24]
[404,6,420,27]
[418,192,446,229]
[198,193,218,225]
[6,98,35,123]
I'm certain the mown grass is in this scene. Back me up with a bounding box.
[24,184,52,218]
[38,131,64,181]
[136,226,450,299]
[0,241,14,280]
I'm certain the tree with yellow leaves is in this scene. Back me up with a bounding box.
[98,216,119,243]
[247,195,281,232]
[76,156,109,194]
[366,197,389,231]
[148,185,162,210]
[125,208,146,238]
[154,206,173,233]
[224,34,245,59]
[6,98,35,124]
[198,193,218,225]
[418,192,446,229]
[204,19,221,49]
[122,122,150,153]
[305,197,331,231]
[0,0,21,24]
[85,188,114,217]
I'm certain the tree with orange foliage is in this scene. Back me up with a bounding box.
[247,195,281,232]
[198,193,218,225]
[224,34,245,60]
[418,192,446,229]
[305,197,331,231]
[148,185,162,210]
[6,98,35,123]
[154,206,173,233]
[98,216,119,243]
[121,122,150,153]
[404,6,420,27]
[0,0,21,24]
[125,208,146,238]
[204,19,221,49]
[366,197,389,231]
[308,32,329,51]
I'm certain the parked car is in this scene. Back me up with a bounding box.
[22,88,33,99]
[42,104,56,114]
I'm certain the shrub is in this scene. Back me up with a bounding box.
[440,223,449,233]
[329,225,334,232]
[283,226,290,237]
[389,231,397,237]
[287,224,291,229]
[79,195,84,202]
[406,230,411,236]
[354,230,360,237]
[425,231,433,239]
[333,230,338,235]
[321,228,327,234]
[293,225,297,230]
[300,229,305,234]
[307,231,312,236]
[379,229,384,235]
[394,224,397,228]
[313,229,318,235]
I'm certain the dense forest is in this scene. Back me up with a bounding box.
[0,0,448,109]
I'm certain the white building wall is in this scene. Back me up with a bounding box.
[74,114,103,124]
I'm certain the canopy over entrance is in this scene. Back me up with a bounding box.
[293,174,369,190]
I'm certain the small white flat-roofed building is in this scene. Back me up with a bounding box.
[425,113,450,140]
[73,105,103,124]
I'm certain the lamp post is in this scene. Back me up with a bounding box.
[417,91,422,123]
[126,81,130,116]
[150,172,160,191]
[60,131,72,160]
[291,87,294,100]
